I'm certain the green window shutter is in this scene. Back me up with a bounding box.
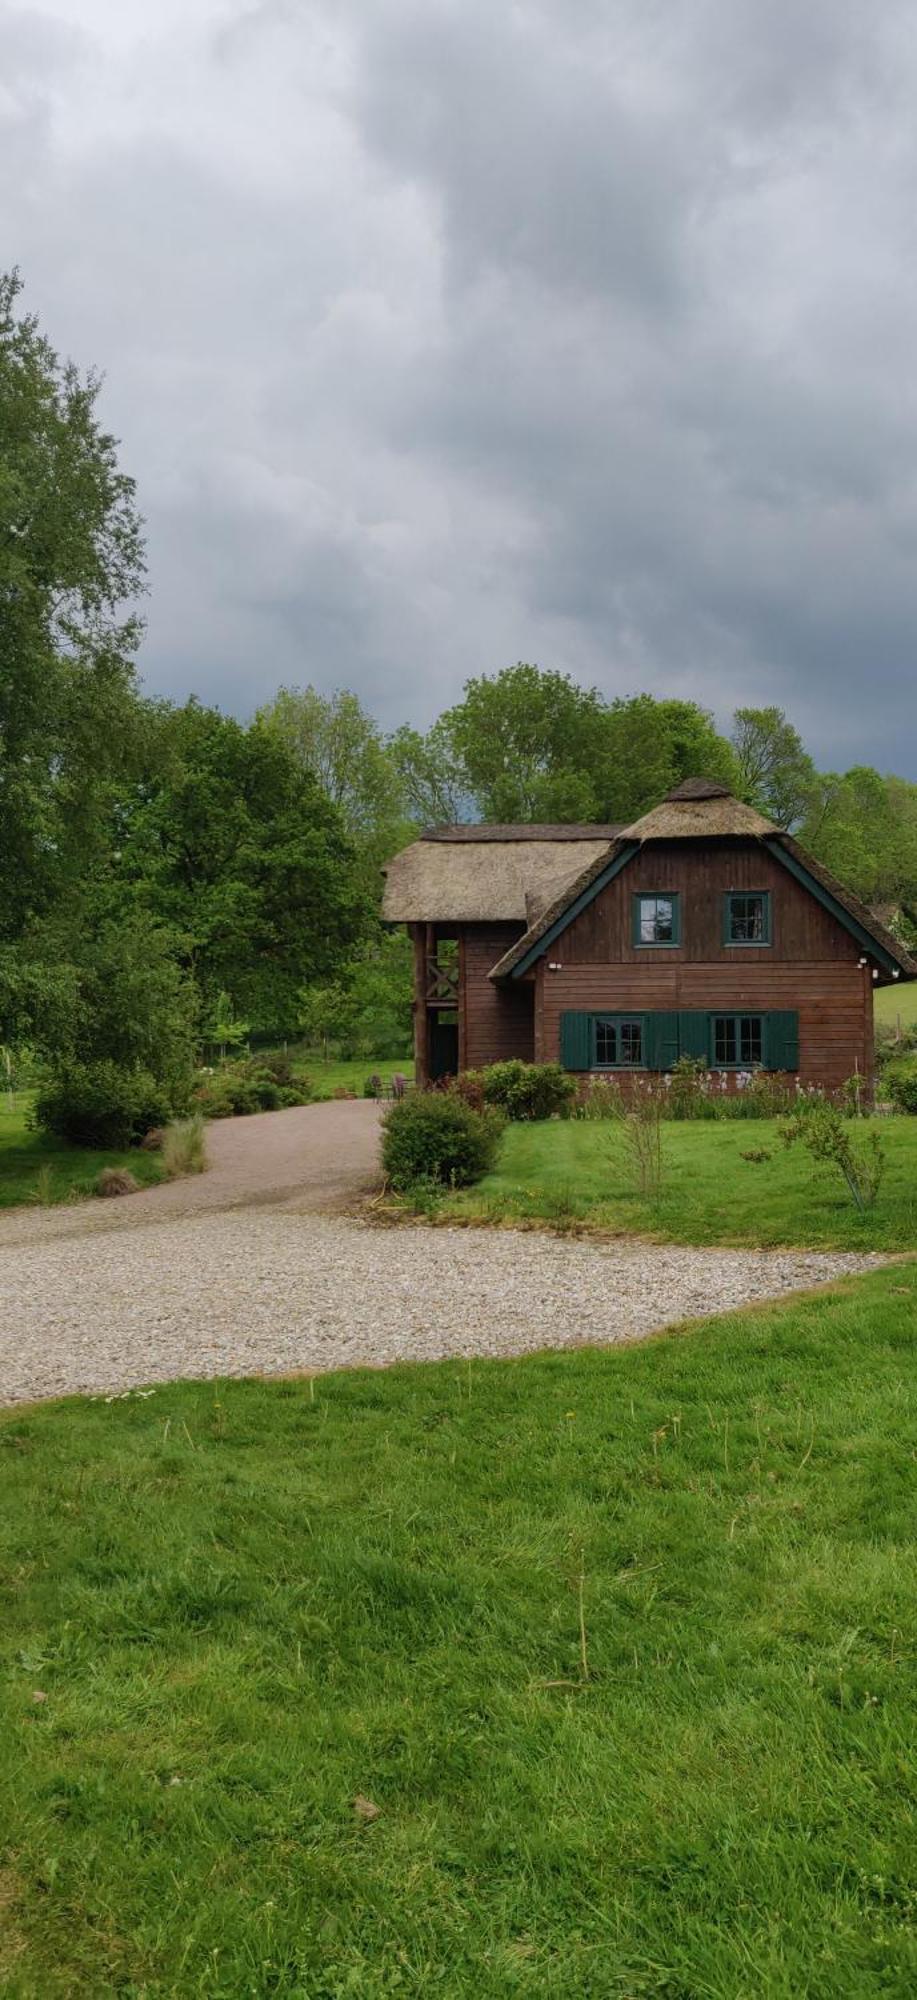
[722,894,732,946]
[643,1011,680,1071]
[560,1011,592,1070]
[765,1011,799,1072]
[678,1011,709,1061]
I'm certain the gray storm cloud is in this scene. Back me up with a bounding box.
[2,0,916,769]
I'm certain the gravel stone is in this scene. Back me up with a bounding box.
[0,1101,885,1405]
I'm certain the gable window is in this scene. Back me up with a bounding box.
[633,893,680,947]
[594,1015,644,1068]
[724,891,771,946]
[712,1014,764,1067]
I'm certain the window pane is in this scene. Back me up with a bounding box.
[729,894,766,942]
[595,1020,617,1065]
[639,895,674,943]
[620,1020,643,1065]
[739,1016,763,1064]
[714,1016,736,1065]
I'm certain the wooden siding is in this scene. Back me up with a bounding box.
[530,838,875,1091]
[461,924,534,1069]
[561,840,860,964]
[540,963,873,1091]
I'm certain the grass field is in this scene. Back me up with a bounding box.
[1,1265,915,1995]
[305,1055,414,1097]
[0,1096,162,1209]
[875,984,917,1032]
[437,1115,917,1252]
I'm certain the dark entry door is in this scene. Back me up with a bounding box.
[429,1016,459,1081]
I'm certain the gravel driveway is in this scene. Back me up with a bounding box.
[0,1102,884,1406]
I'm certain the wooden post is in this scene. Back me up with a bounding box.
[411,925,429,1088]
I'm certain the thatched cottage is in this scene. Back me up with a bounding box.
[382,780,915,1090]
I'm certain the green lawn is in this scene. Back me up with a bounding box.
[875,983,917,1032]
[305,1055,414,1097]
[0,1096,162,1209]
[438,1115,917,1252]
[2,1267,916,1995]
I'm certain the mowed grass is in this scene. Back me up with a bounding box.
[0,1095,162,1209]
[440,1115,917,1251]
[875,984,917,1031]
[2,1266,916,1995]
[303,1056,414,1097]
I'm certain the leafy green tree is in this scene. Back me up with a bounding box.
[597,696,738,822]
[109,701,369,1037]
[386,722,468,827]
[258,686,409,881]
[731,707,817,828]
[436,669,737,825]
[438,664,611,821]
[0,270,145,955]
[800,766,917,913]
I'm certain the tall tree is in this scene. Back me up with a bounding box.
[386,722,468,827]
[438,664,611,821]
[258,686,408,879]
[108,701,369,1036]
[597,696,738,822]
[731,706,816,829]
[0,270,145,947]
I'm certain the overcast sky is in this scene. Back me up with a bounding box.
[4,0,917,772]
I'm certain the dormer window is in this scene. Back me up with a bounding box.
[633,893,681,947]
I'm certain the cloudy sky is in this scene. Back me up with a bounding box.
[4,0,917,771]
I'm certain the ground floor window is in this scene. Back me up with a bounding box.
[594,1015,644,1067]
[712,1014,764,1067]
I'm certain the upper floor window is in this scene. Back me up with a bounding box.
[724,891,771,946]
[633,892,680,947]
[594,1015,644,1067]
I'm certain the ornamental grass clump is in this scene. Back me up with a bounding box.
[160,1114,208,1180]
[382,1091,504,1191]
[781,1104,885,1212]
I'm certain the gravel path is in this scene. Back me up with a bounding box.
[0,1191,883,1407]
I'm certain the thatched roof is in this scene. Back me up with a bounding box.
[420,822,620,843]
[624,786,776,841]
[382,826,620,923]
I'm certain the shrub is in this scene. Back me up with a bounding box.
[35,1060,171,1149]
[193,1058,312,1119]
[781,1105,885,1211]
[885,1059,917,1114]
[160,1115,208,1179]
[382,1091,504,1191]
[450,1070,487,1111]
[480,1060,576,1122]
[95,1166,140,1198]
[613,1080,667,1199]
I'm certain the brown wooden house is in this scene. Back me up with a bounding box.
[382,779,915,1092]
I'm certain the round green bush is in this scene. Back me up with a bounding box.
[885,1059,917,1114]
[480,1060,576,1121]
[382,1092,504,1190]
[35,1060,172,1149]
